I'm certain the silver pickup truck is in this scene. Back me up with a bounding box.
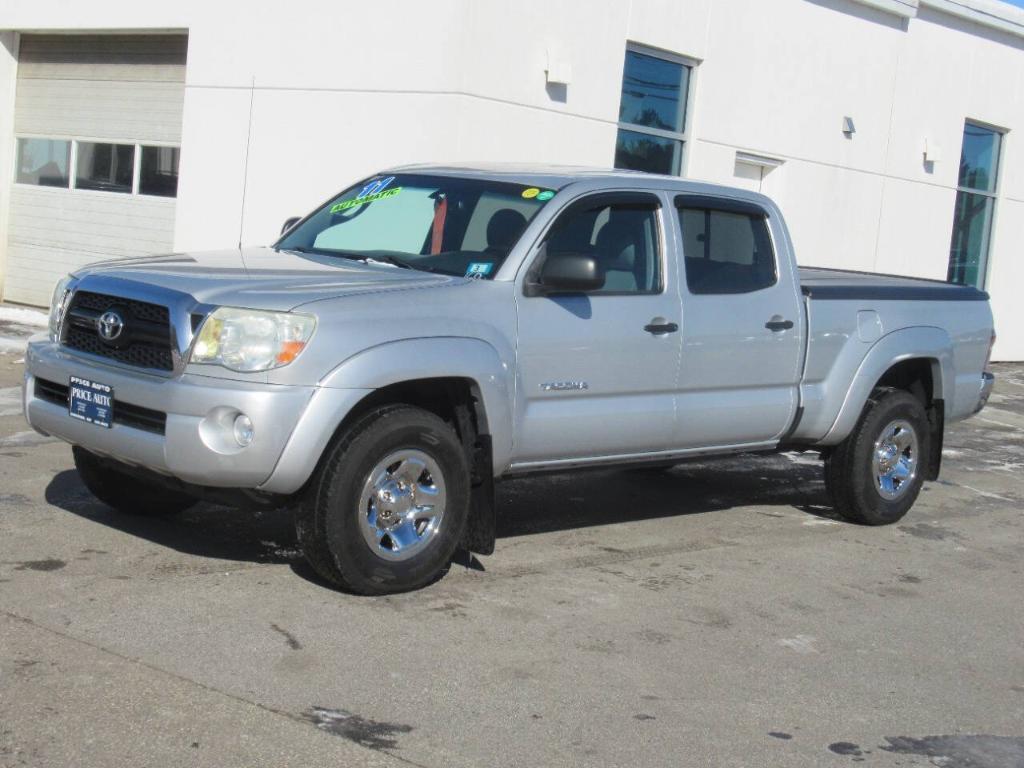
[23,165,995,594]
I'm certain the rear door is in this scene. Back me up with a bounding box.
[672,194,803,448]
[512,192,682,465]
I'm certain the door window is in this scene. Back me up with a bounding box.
[678,205,776,294]
[544,200,661,294]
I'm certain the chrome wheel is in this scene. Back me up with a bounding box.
[358,449,447,561]
[872,419,918,500]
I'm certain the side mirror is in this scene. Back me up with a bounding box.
[527,252,605,296]
[281,216,301,234]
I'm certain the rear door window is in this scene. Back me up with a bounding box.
[677,203,776,294]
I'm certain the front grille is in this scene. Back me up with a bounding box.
[62,290,174,371]
[34,378,167,435]
[34,377,67,406]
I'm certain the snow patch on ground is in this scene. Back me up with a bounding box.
[0,307,48,327]
[0,337,28,355]
[0,306,45,354]
[0,430,58,448]
[777,635,820,654]
[0,387,23,418]
[781,451,820,466]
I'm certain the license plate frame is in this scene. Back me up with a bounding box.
[68,375,114,428]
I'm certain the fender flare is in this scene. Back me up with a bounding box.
[819,326,952,446]
[318,336,515,473]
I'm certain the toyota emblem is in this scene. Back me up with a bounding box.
[97,310,125,342]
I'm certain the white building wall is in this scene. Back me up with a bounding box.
[0,0,1021,357]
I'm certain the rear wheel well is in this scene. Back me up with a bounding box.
[873,358,943,481]
[875,358,937,408]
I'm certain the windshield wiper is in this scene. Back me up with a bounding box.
[364,255,415,270]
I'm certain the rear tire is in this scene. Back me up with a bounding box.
[294,405,470,595]
[824,387,930,525]
[73,446,196,516]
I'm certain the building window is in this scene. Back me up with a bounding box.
[947,122,1002,288]
[14,137,180,198]
[76,142,135,194]
[615,45,693,176]
[140,146,180,197]
[16,138,71,187]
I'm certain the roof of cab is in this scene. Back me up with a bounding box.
[386,162,646,188]
[384,162,780,211]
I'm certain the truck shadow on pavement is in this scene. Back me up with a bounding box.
[43,452,835,583]
[495,453,835,538]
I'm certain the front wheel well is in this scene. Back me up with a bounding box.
[312,377,497,556]
[338,377,487,442]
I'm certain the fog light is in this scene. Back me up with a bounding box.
[232,414,255,447]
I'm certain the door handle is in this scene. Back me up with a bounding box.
[644,321,679,335]
[765,318,794,332]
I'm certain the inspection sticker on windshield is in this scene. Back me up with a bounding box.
[466,262,493,278]
[330,176,401,213]
[521,187,540,199]
[536,190,555,201]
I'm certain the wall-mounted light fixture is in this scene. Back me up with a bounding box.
[546,49,572,86]
[923,138,941,163]
[842,116,856,136]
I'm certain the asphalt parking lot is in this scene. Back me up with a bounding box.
[1,315,1022,768]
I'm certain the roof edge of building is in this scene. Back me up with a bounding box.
[848,0,1024,39]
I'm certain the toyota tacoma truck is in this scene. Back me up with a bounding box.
[23,165,996,594]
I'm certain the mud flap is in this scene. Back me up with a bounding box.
[926,399,944,481]
[452,399,496,556]
[461,434,496,555]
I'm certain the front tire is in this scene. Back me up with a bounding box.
[824,387,930,525]
[72,446,196,516]
[294,405,470,595]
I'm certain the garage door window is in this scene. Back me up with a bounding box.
[14,137,179,198]
[76,142,135,194]
[140,146,180,197]
[16,138,70,187]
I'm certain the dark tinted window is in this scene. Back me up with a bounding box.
[140,146,179,197]
[615,129,681,176]
[546,201,661,294]
[618,49,689,132]
[679,207,776,294]
[76,142,134,193]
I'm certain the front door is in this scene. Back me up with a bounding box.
[512,192,682,465]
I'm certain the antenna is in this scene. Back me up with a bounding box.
[238,76,256,252]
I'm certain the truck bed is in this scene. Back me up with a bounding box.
[798,267,989,302]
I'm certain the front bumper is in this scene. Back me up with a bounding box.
[23,337,369,493]
[974,371,995,414]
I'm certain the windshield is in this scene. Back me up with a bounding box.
[274,173,559,278]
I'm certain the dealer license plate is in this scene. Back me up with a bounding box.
[68,376,114,428]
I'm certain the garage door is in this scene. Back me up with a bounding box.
[4,33,187,305]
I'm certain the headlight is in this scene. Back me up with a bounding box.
[49,275,73,342]
[189,307,316,372]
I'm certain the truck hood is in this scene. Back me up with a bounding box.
[71,247,465,311]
